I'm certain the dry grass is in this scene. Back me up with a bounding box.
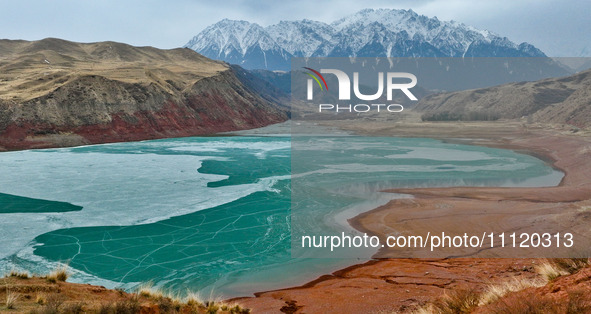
[133,284,252,313]
[415,288,480,314]
[1,273,251,314]
[46,264,69,283]
[36,293,47,305]
[61,301,85,314]
[413,259,591,314]
[486,293,561,314]
[98,297,140,314]
[533,258,590,282]
[483,286,591,314]
[412,276,550,313]
[479,277,546,305]
[566,289,591,314]
[206,302,220,314]
[8,269,30,279]
[29,293,65,314]
[535,261,569,281]
[0,38,227,102]
[5,290,19,309]
[224,303,251,314]
[137,282,164,300]
[186,291,205,308]
[549,258,590,274]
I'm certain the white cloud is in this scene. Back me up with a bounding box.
[0,0,588,56]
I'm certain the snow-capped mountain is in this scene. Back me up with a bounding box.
[184,9,546,70]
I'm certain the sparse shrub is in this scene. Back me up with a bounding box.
[31,293,65,314]
[429,288,480,314]
[229,304,250,314]
[54,266,68,281]
[479,278,545,305]
[550,258,590,274]
[6,291,19,309]
[535,260,569,281]
[487,293,560,314]
[46,293,65,312]
[61,301,85,314]
[566,289,591,314]
[98,303,113,314]
[36,293,47,305]
[137,283,163,299]
[206,301,220,314]
[157,297,173,313]
[9,269,30,279]
[113,297,140,314]
[186,292,204,308]
[46,264,69,282]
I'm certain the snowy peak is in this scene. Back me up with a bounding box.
[185,19,284,56]
[184,9,547,70]
[265,19,336,57]
[184,19,292,70]
[331,8,418,31]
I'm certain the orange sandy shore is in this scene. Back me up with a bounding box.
[237,121,591,313]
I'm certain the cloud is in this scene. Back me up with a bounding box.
[0,0,588,56]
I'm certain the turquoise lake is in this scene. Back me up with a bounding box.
[0,132,562,297]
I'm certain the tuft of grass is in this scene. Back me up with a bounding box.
[97,297,140,314]
[46,264,69,283]
[186,291,205,308]
[479,278,545,305]
[44,293,65,313]
[535,260,569,281]
[8,269,30,279]
[115,298,140,314]
[550,258,590,274]
[36,293,47,305]
[228,303,251,314]
[411,308,433,314]
[157,296,173,312]
[29,293,65,314]
[429,288,480,314]
[97,303,113,314]
[486,293,560,314]
[137,282,164,300]
[6,290,19,309]
[567,289,591,314]
[206,301,220,314]
[61,301,85,314]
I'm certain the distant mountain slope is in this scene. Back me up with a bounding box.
[415,68,591,128]
[0,38,287,150]
[185,9,546,70]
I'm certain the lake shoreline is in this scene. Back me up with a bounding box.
[238,121,591,313]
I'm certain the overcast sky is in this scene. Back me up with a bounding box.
[1,0,589,56]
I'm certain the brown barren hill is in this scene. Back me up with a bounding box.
[415,68,591,128]
[0,38,288,150]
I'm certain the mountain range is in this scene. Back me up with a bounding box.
[416,67,591,128]
[185,9,546,71]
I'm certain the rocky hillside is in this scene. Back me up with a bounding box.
[0,38,288,150]
[415,68,591,128]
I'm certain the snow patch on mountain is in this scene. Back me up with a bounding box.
[184,9,546,70]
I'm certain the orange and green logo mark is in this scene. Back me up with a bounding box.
[303,67,328,91]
